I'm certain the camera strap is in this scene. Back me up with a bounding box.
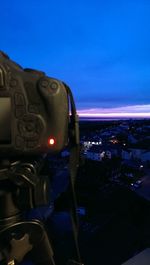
[64,84,83,265]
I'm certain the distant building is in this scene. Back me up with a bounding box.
[127,134,138,144]
[83,139,102,147]
[109,145,122,157]
[130,148,142,159]
[86,145,111,161]
[122,149,132,160]
[119,123,129,130]
[141,151,150,162]
[122,148,150,162]
[81,138,102,155]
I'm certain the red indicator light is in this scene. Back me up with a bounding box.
[48,138,55,146]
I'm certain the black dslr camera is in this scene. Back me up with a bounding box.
[0,52,81,265]
[0,51,69,157]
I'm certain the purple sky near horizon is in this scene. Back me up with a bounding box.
[0,0,150,117]
[77,104,150,118]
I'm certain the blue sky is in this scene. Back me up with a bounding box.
[1,0,150,117]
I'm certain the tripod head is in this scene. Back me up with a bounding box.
[0,158,56,265]
[0,157,51,230]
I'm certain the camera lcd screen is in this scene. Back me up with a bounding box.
[0,98,11,143]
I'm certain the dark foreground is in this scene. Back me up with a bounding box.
[45,183,150,265]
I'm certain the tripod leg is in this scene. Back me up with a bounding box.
[26,221,56,265]
[0,221,56,265]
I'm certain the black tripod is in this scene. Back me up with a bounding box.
[0,159,56,265]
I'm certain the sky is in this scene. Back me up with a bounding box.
[0,0,150,117]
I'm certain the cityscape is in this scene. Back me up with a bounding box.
[45,117,150,265]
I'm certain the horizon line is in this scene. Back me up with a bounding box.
[77,113,150,118]
[77,104,150,118]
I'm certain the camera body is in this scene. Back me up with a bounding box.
[0,52,69,158]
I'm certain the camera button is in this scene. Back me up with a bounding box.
[51,81,58,91]
[10,78,18,87]
[39,78,49,88]
[28,104,40,114]
[0,68,4,88]
[26,140,38,149]
[15,136,25,149]
[14,93,25,106]
[15,107,26,118]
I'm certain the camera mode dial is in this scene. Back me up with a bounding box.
[17,114,45,149]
